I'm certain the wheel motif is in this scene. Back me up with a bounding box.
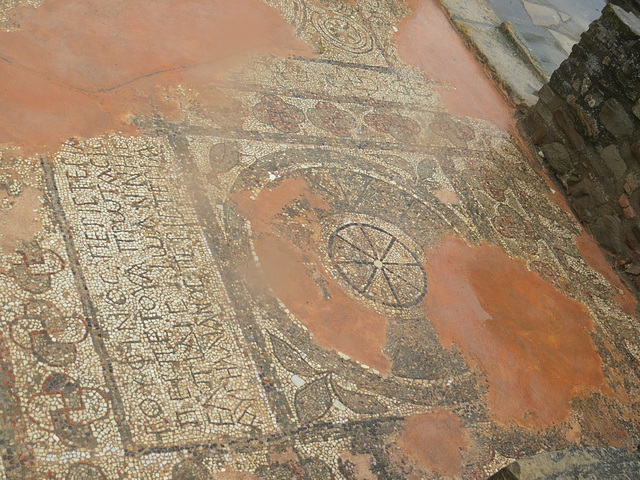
[328,223,427,308]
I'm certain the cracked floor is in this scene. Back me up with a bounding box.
[0,0,639,479]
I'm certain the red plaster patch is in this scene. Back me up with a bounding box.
[424,238,605,428]
[0,0,313,154]
[398,411,470,477]
[394,0,515,132]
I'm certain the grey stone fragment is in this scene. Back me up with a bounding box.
[559,12,571,23]
[540,142,573,174]
[488,447,640,480]
[601,144,627,180]
[550,30,577,55]
[523,1,561,27]
[624,172,639,195]
[591,215,622,253]
[572,196,596,222]
[585,91,604,108]
[600,98,635,138]
[624,264,640,275]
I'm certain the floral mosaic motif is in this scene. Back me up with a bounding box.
[492,205,540,240]
[463,164,509,202]
[207,142,242,176]
[26,374,110,448]
[270,333,319,377]
[7,241,65,294]
[332,382,387,415]
[364,111,422,142]
[303,458,335,480]
[256,458,314,480]
[294,375,333,423]
[529,260,569,290]
[171,459,211,480]
[252,95,306,133]
[307,101,357,136]
[10,299,88,367]
[429,114,475,148]
[270,334,389,422]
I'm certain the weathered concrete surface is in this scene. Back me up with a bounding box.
[439,0,544,107]
[439,0,608,109]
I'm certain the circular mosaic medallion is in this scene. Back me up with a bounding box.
[312,13,374,54]
[328,222,427,308]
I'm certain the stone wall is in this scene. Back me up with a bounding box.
[610,0,640,17]
[525,3,640,289]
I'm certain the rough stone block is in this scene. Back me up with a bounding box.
[553,108,586,149]
[606,4,640,41]
[577,105,599,138]
[585,90,604,109]
[572,197,596,222]
[625,172,639,195]
[540,142,574,174]
[537,83,556,105]
[620,193,631,208]
[624,204,636,218]
[632,140,640,160]
[600,98,636,138]
[591,215,623,253]
[570,178,608,210]
[601,144,628,180]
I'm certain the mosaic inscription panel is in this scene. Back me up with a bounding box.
[52,137,275,448]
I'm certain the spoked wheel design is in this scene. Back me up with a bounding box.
[328,223,427,308]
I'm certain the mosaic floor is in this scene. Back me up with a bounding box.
[0,0,639,479]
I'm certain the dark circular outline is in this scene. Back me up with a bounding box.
[311,13,374,54]
[328,222,427,308]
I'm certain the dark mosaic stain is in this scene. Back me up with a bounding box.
[385,317,468,380]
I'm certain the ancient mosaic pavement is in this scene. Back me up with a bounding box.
[0,0,639,479]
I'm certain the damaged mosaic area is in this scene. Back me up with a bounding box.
[0,0,639,479]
